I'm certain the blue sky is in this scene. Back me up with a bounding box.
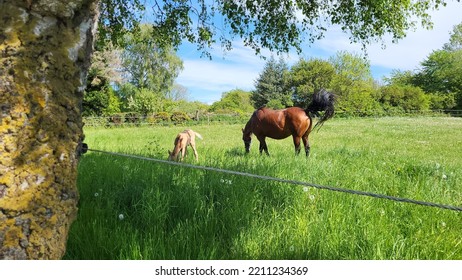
[175,1,462,104]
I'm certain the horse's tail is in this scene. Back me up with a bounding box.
[305,88,336,131]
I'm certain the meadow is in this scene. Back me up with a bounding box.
[65,116,462,259]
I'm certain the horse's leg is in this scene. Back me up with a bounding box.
[292,136,302,155]
[262,139,269,156]
[302,134,310,157]
[258,140,264,155]
[258,136,269,156]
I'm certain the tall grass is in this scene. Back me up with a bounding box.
[65,117,462,259]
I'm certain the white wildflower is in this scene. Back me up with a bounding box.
[118,214,124,220]
[94,192,99,197]
[303,187,309,192]
[220,178,232,185]
[309,195,315,201]
[442,174,447,180]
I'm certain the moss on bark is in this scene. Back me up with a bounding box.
[0,0,99,259]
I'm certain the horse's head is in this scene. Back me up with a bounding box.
[242,128,252,153]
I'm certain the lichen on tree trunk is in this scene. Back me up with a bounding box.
[0,0,99,259]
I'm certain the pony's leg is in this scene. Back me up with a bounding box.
[190,143,199,161]
[180,147,187,161]
[292,136,302,155]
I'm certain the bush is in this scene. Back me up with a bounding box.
[378,85,430,112]
[82,116,108,127]
[170,111,190,124]
[428,92,456,110]
[145,112,171,124]
[109,113,124,126]
[155,112,170,122]
[125,112,143,124]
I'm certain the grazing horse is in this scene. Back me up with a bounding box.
[242,89,335,156]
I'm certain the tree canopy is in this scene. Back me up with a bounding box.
[98,0,452,54]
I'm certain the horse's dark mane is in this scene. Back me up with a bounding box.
[257,105,266,110]
[243,116,253,135]
[305,88,336,130]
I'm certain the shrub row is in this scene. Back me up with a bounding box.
[83,110,460,127]
[83,112,249,127]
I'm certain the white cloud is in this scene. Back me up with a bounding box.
[177,41,294,103]
[312,1,462,71]
[179,60,256,91]
[177,39,305,103]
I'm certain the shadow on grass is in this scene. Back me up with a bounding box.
[65,153,309,260]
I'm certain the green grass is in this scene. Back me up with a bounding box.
[65,117,462,259]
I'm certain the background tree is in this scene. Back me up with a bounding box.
[413,49,462,109]
[82,87,121,116]
[414,50,460,92]
[383,69,415,86]
[443,22,462,51]
[121,24,183,94]
[289,58,335,107]
[167,83,190,101]
[83,45,123,116]
[209,89,254,114]
[1,0,453,259]
[329,51,379,115]
[252,56,292,109]
[127,88,164,115]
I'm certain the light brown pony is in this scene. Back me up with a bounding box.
[168,129,203,161]
[242,89,335,156]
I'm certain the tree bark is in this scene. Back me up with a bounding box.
[0,0,99,259]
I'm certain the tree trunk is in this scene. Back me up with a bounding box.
[0,0,99,259]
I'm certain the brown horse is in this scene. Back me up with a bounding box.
[242,89,335,156]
